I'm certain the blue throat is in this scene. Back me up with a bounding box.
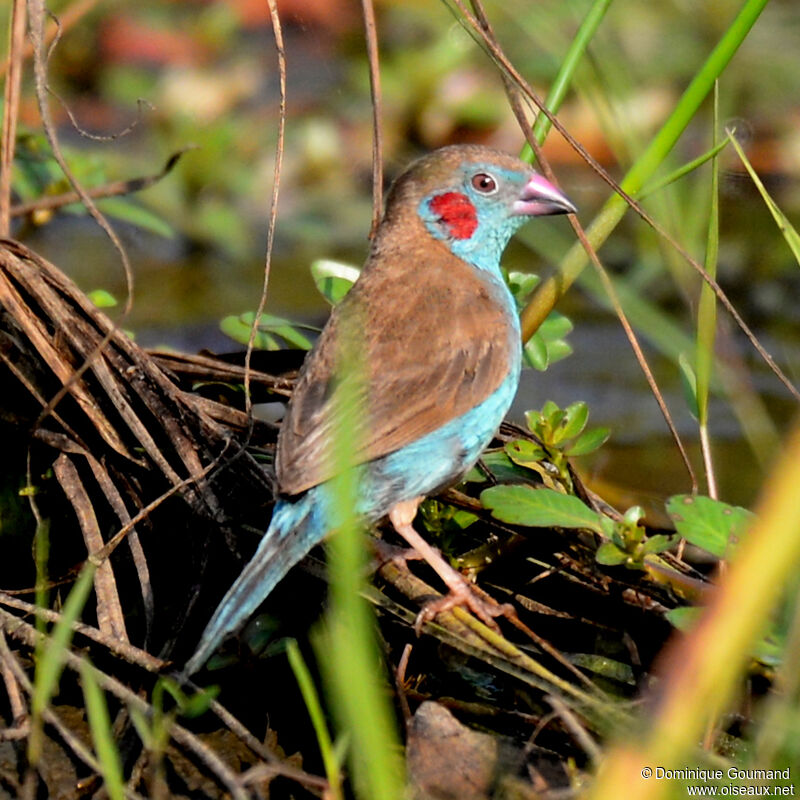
[418,162,530,276]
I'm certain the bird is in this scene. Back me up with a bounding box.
[185,144,575,675]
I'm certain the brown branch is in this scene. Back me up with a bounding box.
[0,260,136,460]
[0,608,328,797]
[83,453,155,643]
[0,591,165,671]
[361,0,384,237]
[243,0,287,427]
[53,454,129,642]
[0,608,250,800]
[452,0,800,405]
[24,0,147,452]
[468,0,697,488]
[0,0,27,236]
[0,593,323,790]
[0,0,99,79]
[0,630,147,799]
[0,630,28,730]
[10,148,194,218]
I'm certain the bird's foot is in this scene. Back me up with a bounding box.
[388,498,515,635]
[413,577,515,636]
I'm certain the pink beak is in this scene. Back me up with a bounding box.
[513,173,576,217]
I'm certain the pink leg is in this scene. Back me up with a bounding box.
[388,498,514,633]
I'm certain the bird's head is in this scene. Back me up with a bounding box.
[382,144,576,272]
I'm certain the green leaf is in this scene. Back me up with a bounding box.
[537,311,573,342]
[80,661,125,800]
[524,333,549,370]
[220,312,314,350]
[129,708,154,749]
[87,289,118,309]
[560,401,589,441]
[524,408,544,433]
[667,607,783,667]
[523,313,574,369]
[265,320,313,350]
[564,426,611,456]
[450,509,479,529]
[637,138,731,200]
[544,338,573,366]
[220,315,279,349]
[727,130,800,266]
[622,505,645,528]
[595,541,630,566]
[542,401,564,429]
[481,485,605,533]
[666,494,755,558]
[97,197,174,239]
[678,352,699,420]
[665,606,703,631]
[311,259,360,305]
[569,654,635,685]
[504,439,547,466]
[182,687,220,717]
[30,563,96,762]
[640,533,678,555]
[507,271,540,306]
[287,639,343,794]
[462,451,536,484]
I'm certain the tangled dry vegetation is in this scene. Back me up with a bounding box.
[0,236,712,797]
[4,0,798,797]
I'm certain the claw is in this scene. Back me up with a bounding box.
[413,581,515,635]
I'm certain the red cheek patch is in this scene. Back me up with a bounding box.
[429,192,478,240]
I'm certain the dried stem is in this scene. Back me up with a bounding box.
[0,0,99,78]
[452,0,800,405]
[470,0,697,489]
[10,148,192,218]
[242,0,287,431]
[361,0,384,236]
[0,0,27,236]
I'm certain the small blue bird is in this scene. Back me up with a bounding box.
[185,145,575,674]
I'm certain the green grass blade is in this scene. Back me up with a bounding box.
[520,0,615,160]
[521,0,771,341]
[589,421,800,793]
[29,561,97,764]
[80,659,126,800]
[696,82,720,430]
[726,130,800,266]
[318,318,404,800]
[637,138,730,201]
[286,639,343,800]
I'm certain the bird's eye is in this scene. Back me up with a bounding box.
[471,172,497,194]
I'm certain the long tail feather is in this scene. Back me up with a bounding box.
[184,491,323,675]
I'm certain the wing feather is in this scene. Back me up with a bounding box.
[276,241,515,496]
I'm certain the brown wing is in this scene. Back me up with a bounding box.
[276,239,516,496]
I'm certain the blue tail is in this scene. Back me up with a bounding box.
[184,490,326,675]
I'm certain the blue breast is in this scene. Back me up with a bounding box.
[349,264,522,519]
[356,352,520,519]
